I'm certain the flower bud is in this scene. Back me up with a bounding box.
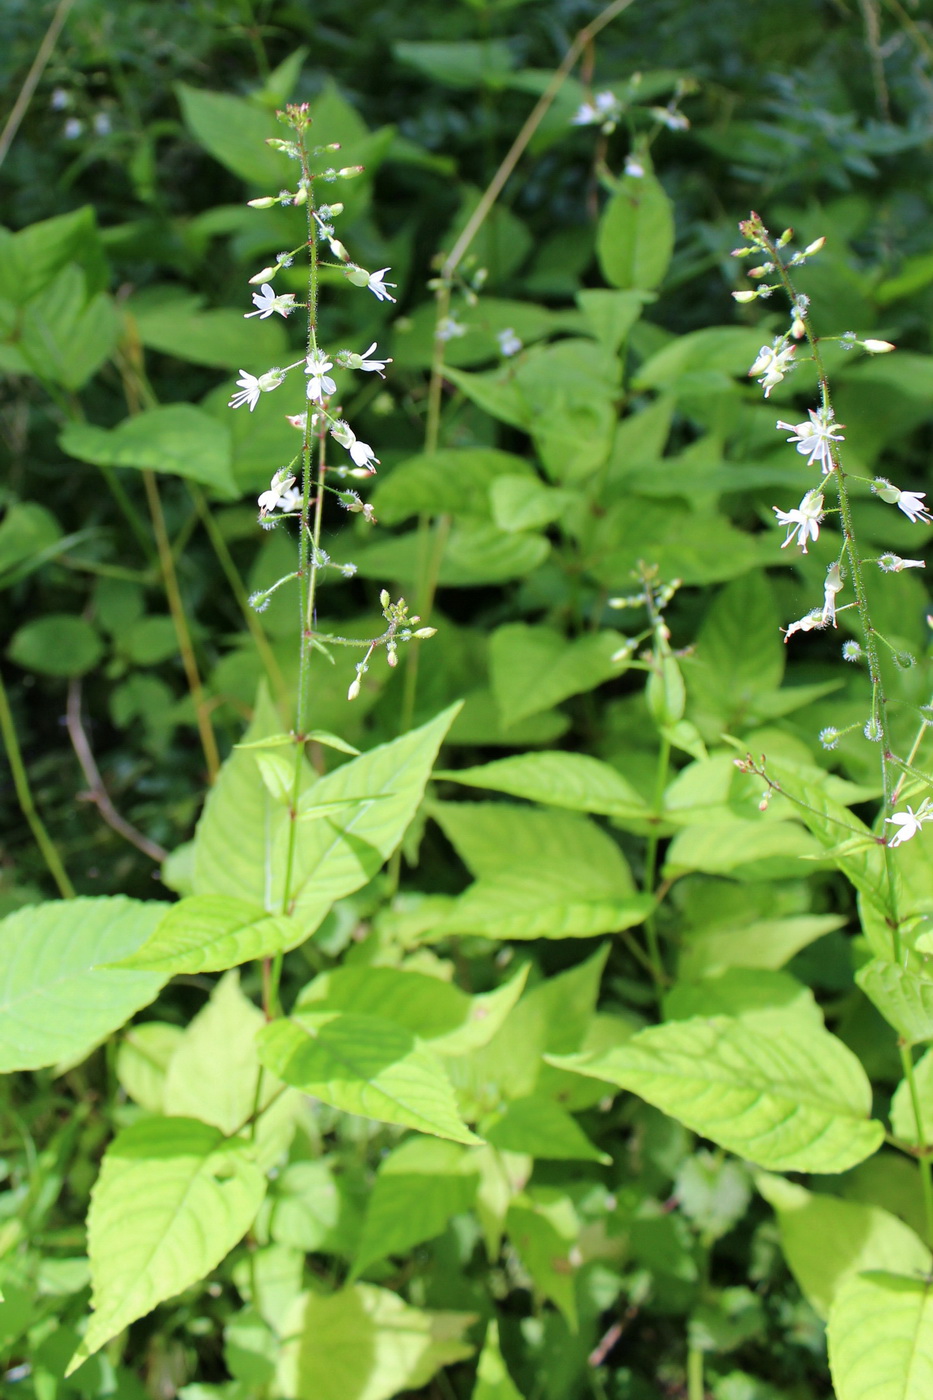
[249,265,278,284]
[247,196,278,209]
[337,165,365,178]
[380,589,391,609]
[862,339,895,353]
[802,237,826,256]
[347,676,361,701]
[732,290,759,303]
[413,627,437,639]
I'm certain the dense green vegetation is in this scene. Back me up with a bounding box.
[3,1,933,1397]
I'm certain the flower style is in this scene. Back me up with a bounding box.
[245,283,296,319]
[749,340,796,398]
[773,489,824,553]
[258,471,299,517]
[306,349,336,402]
[228,367,286,411]
[365,267,396,303]
[776,407,844,473]
[885,802,933,848]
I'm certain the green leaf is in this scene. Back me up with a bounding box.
[128,289,287,369]
[489,624,623,728]
[506,1192,579,1326]
[828,1272,933,1400]
[436,751,647,819]
[473,1319,526,1400]
[857,959,933,1045]
[351,1138,479,1277]
[549,1014,884,1172]
[257,1011,481,1144]
[757,1174,931,1321]
[176,84,293,187]
[0,502,62,589]
[633,326,767,391]
[61,406,237,497]
[437,865,652,941]
[18,266,118,389]
[7,615,103,677]
[0,897,166,1071]
[67,1118,266,1374]
[430,802,627,880]
[688,574,784,728]
[577,287,650,353]
[597,174,675,291]
[394,39,514,87]
[484,1095,609,1163]
[116,1022,184,1114]
[112,895,304,974]
[678,913,847,980]
[277,1284,475,1400]
[891,1048,933,1144]
[0,206,106,305]
[347,522,549,587]
[663,816,824,880]
[663,968,823,1028]
[372,448,532,524]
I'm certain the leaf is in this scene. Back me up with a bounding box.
[128,289,287,369]
[757,1174,931,1321]
[67,1118,266,1374]
[489,625,624,728]
[430,801,630,880]
[436,752,647,819]
[351,1138,479,1278]
[483,1095,609,1163]
[393,39,514,87]
[257,1011,481,1144]
[17,266,118,390]
[633,326,767,391]
[857,959,933,1045]
[112,895,304,974]
[549,1013,884,1173]
[277,1284,475,1400]
[437,866,653,941]
[678,913,847,980]
[0,502,62,589]
[597,174,675,291]
[0,897,167,1071]
[0,206,106,305]
[891,1048,933,1144]
[372,448,532,524]
[116,1022,184,1114]
[663,816,824,879]
[506,1192,579,1327]
[60,406,237,498]
[176,84,293,187]
[688,574,784,727]
[828,1272,933,1400]
[7,615,103,678]
[473,1319,526,1400]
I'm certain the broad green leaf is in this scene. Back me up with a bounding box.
[678,913,847,979]
[393,297,562,372]
[490,475,571,534]
[597,174,675,291]
[277,1284,475,1400]
[473,1319,525,1400]
[550,1013,884,1172]
[18,266,118,389]
[176,84,292,186]
[489,624,624,728]
[633,326,766,391]
[351,1138,479,1277]
[757,1174,931,1320]
[116,1022,184,1114]
[393,38,514,87]
[257,1011,481,1144]
[0,502,62,588]
[663,969,823,1029]
[483,1095,609,1163]
[266,1160,360,1255]
[7,615,102,678]
[890,1048,933,1145]
[60,406,237,497]
[0,897,166,1071]
[348,522,549,587]
[577,287,650,353]
[372,448,533,524]
[67,1118,266,1373]
[436,751,646,819]
[113,895,304,974]
[828,1272,933,1400]
[430,802,632,882]
[857,959,933,1045]
[506,1191,579,1327]
[0,206,106,305]
[514,341,619,480]
[128,289,287,369]
[688,574,784,728]
[663,816,824,879]
[296,963,530,1056]
[437,866,652,941]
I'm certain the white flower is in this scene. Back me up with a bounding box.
[437,316,466,342]
[245,283,296,319]
[897,491,933,525]
[305,349,336,401]
[878,554,925,573]
[885,803,933,848]
[776,407,844,473]
[343,342,390,376]
[258,471,297,517]
[624,154,645,178]
[366,267,396,303]
[497,327,522,358]
[822,562,844,626]
[572,92,622,131]
[749,340,796,398]
[773,489,824,553]
[349,439,379,471]
[93,112,112,136]
[50,87,69,111]
[63,117,83,140]
[782,608,826,644]
[228,367,285,411]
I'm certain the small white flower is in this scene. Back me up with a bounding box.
[93,112,112,136]
[624,154,645,178]
[782,608,826,644]
[366,267,396,303]
[497,327,522,357]
[773,489,825,553]
[305,349,336,401]
[749,340,796,398]
[437,316,466,342]
[572,92,622,131]
[258,471,297,517]
[342,342,390,376]
[822,562,844,626]
[649,106,689,131]
[245,283,296,320]
[878,554,925,573]
[349,438,379,471]
[776,407,844,473]
[571,101,598,126]
[897,491,933,525]
[50,87,69,111]
[885,803,933,848]
[63,117,83,140]
[228,367,285,411]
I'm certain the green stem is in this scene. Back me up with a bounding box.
[0,667,75,897]
[642,733,671,988]
[898,1042,933,1246]
[687,1344,704,1400]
